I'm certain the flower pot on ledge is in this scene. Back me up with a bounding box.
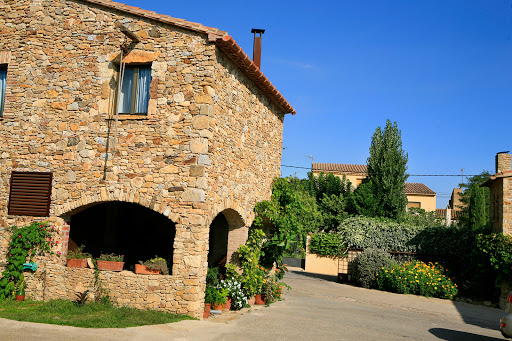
[67,259,88,268]
[135,264,161,275]
[97,260,124,271]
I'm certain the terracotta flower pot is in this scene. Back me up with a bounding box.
[15,295,25,302]
[203,303,211,319]
[135,264,161,275]
[67,258,88,268]
[97,260,124,271]
[255,294,266,305]
[223,298,232,311]
[213,303,224,311]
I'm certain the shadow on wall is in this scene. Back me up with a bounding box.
[429,328,503,341]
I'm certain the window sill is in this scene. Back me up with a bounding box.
[107,114,148,121]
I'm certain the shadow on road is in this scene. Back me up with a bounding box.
[429,328,503,341]
[288,268,338,282]
[451,300,503,331]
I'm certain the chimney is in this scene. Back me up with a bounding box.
[251,28,265,69]
[496,151,511,174]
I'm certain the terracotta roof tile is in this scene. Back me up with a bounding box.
[313,163,435,195]
[312,163,368,174]
[404,183,436,195]
[78,0,296,115]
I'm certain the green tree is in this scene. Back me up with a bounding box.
[306,172,352,231]
[366,119,409,220]
[254,177,323,268]
[458,171,491,228]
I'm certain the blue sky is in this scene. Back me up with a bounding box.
[122,0,512,208]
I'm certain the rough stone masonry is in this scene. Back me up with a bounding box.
[0,0,294,318]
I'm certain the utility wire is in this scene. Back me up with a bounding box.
[280,164,479,177]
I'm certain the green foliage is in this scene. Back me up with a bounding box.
[261,269,290,304]
[67,245,91,260]
[410,224,495,297]
[377,261,458,299]
[475,233,512,285]
[139,256,169,275]
[308,232,344,257]
[366,119,409,220]
[349,180,380,217]
[206,267,221,286]
[402,207,442,227]
[97,253,124,262]
[217,279,247,310]
[338,216,422,252]
[0,299,194,327]
[352,248,396,289]
[255,177,323,268]
[238,229,266,297]
[74,290,89,307]
[204,285,228,305]
[306,172,352,232]
[458,171,491,228]
[0,221,58,300]
[468,184,489,230]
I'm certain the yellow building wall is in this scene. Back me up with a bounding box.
[406,194,436,212]
[312,171,366,190]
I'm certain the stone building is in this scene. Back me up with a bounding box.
[482,152,512,235]
[0,0,295,318]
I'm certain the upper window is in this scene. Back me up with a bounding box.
[0,66,7,117]
[117,65,151,114]
[407,202,421,209]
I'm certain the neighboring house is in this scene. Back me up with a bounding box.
[482,152,512,235]
[312,163,437,211]
[0,0,295,318]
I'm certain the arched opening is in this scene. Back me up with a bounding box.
[207,213,229,268]
[207,209,246,268]
[68,201,176,274]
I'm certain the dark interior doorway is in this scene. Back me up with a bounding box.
[207,213,228,268]
[69,201,176,273]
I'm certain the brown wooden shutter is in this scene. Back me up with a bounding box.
[8,171,53,217]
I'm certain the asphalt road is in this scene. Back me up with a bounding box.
[0,267,506,340]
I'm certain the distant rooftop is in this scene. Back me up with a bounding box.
[312,163,435,195]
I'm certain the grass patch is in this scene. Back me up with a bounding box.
[0,299,194,328]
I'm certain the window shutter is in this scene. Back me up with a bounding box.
[8,171,53,216]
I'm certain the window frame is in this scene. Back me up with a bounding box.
[0,64,7,118]
[116,64,152,115]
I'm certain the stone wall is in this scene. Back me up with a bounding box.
[0,0,287,318]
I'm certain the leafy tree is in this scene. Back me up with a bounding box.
[306,172,352,231]
[349,179,380,217]
[366,119,409,220]
[255,177,323,268]
[458,171,491,228]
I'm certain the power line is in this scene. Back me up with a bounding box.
[280,164,480,177]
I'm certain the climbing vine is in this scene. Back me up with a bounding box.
[0,221,59,299]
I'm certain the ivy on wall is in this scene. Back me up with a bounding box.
[0,221,59,299]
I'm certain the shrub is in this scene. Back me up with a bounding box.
[377,261,458,299]
[352,248,396,289]
[309,232,344,257]
[338,216,425,252]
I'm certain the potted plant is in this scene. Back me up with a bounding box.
[15,280,26,302]
[66,245,91,268]
[205,285,228,311]
[218,276,248,310]
[135,256,169,275]
[96,253,124,271]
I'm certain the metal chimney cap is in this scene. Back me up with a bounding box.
[251,28,265,34]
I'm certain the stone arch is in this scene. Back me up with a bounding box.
[207,207,248,268]
[55,189,179,274]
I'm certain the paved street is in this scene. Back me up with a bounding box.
[0,267,506,340]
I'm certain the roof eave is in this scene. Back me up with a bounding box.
[210,35,296,115]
